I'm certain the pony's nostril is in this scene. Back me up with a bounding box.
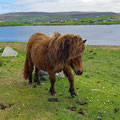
[77,70,81,74]
[77,70,83,75]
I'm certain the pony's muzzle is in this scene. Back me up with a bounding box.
[75,70,83,75]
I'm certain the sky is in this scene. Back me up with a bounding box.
[0,0,120,14]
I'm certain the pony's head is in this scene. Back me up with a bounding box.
[70,39,87,75]
[48,33,87,67]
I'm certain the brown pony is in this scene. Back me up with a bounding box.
[24,32,87,97]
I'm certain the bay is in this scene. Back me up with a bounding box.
[0,25,120,45]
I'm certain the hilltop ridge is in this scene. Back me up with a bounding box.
[0,11,118,21]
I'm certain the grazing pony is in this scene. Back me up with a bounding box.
[24,32,87,97]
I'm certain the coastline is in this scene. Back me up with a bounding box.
[0,42,120,49]
[0,23,120,27]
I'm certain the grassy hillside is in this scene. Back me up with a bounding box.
[0,12,117,21]
[0,11,119,26]
[0,42,120,120]
[0,15,120,26]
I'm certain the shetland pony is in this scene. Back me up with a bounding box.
[24,32,87,97]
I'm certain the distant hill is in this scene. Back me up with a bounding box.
[0,11,119,22]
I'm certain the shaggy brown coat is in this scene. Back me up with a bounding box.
[24,32,86,97]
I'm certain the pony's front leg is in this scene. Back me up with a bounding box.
[64,67,77,98]
[48,73,56,96]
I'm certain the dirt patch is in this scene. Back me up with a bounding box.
[67,105,77,111]
[8,103,14,108]
[48,98,61,102]
[76,99,88,105]
[33,85,37,88]
[96,116,102,120]
[0,103,7,110]
[114,108,120,112]
[59,93,64,96]
[114,94,118,97]
[78,108,88,115]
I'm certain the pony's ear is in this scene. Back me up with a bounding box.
[83,39,87,43]
[51,32,61,41]
[53,32,61,37]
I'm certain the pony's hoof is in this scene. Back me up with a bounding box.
[71,92,77,98]
[29,82,32,85]
[71,94,76,98]
[34,80,37,83]
[37,82,41,85]
[52,93,56,96]
[50,92,56,96]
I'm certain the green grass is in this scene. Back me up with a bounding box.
[0,48,4,53]
[0,42,120,120]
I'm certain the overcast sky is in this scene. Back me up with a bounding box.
[0,0,120,14]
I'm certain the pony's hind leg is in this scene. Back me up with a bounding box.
[28,62,34,85]
[63,67,77,98]
[34,67,40,85]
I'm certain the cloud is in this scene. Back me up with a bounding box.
[0,0,120,14]
[15,0,59,5]
[22,0,120,12]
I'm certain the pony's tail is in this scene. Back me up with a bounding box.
[23,53,29,80]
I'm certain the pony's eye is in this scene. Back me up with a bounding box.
[82,46,85,51]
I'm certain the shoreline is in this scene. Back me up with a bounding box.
[0,42,120,49]
[0,41,120,45]
[0,23,120,27]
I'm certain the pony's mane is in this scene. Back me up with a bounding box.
[48,32,85,64]
[50,32,61,41]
